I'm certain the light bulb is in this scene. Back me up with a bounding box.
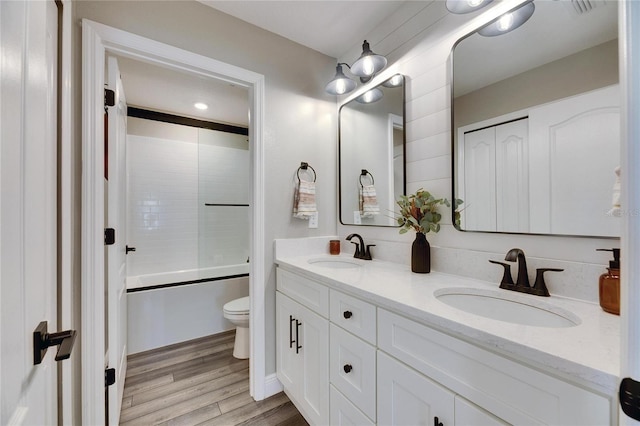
[362,57,375,76]
[497,12,514,32]
[467,0,484,7]
[194,102,208,110]
[335,79,346,95]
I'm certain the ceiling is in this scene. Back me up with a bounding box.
[199,1,408,59]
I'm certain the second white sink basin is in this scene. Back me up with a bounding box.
[435,287,581,328]
[307,257,362,269]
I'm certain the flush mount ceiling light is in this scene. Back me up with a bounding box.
[478,1,535,37]
[325,63,358,96]
[356,88,384,104]
[446,0,494,14]
[194,102,208,110]
[325,40,387,96]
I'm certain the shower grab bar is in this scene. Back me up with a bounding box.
[204,203,249,207]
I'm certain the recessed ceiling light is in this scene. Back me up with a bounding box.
[194,102,208,110]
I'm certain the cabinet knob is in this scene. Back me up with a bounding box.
[343,310,353,319]
[343,364,353,373]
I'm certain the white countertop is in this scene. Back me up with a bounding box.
[275,254,620,395]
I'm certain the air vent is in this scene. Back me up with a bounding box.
[563,0,606,16]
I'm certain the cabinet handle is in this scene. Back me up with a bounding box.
[295,320,302,354]
[434,416,443,426]
[343,364,353,373]
[289,315,295,349]
[343,310,353,319]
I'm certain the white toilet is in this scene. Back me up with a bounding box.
[223,296,250,359]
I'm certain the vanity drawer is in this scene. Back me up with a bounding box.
[329,289,376,344]
[377,309,611,425]
[330,323,376,421]
[330,385,375,426]
[276,268,329,317]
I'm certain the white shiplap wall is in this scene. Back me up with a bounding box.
[337,0,619,303]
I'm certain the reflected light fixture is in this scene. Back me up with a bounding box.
[194,102,208,110]
[382,74,404,88]
[325,63,357,95]
[446,0,493,14]
[356,88,383,104]
[325,40,387,96]
[478,1,535,37]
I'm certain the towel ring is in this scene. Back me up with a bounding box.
[297,162,317,182]
[359,169,374,187]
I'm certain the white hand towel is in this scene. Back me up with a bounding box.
[293,180,317,219]
[359,184,380,217]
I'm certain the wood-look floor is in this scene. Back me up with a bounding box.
[120,331,309,426]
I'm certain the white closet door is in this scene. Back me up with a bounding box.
[463,127,497,231]
[495,119,529,233]
[529,85,620,236]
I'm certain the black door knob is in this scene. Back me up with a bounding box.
[343,364,353,373]
[343,310,353,319]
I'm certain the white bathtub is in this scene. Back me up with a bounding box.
[126,264,250,354]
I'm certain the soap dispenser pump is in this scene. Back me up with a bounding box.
[596,248,620,315]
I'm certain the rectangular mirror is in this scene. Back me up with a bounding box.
[452,1,620,237]
[339,74,405,227]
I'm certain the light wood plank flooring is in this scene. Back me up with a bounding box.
[120,331,308,425]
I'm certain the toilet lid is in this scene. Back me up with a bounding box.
[224,296,250,314]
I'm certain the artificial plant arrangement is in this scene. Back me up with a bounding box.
[396,189,451,273]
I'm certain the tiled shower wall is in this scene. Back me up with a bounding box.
[126,117,249,277]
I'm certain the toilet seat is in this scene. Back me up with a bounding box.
[224,296,250,316]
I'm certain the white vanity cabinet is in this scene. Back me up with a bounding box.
[276,270,329,426]
[275,267,613,426]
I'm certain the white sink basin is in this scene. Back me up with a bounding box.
[307,257,362,269]
[434,287,581,328]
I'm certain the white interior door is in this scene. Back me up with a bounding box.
[106,55,128,425]
[463,127,497,231]
[0,0,60,424]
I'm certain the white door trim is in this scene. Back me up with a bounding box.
[81,20,267,425]
[620,1,640,424]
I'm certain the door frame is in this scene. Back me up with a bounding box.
[81,20,267,425]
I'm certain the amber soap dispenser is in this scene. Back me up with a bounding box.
[597,248,620,315]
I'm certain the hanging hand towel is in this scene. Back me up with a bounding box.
[359,184,380,217]
[293,180,317,219]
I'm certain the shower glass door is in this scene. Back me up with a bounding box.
[197,128,250,279]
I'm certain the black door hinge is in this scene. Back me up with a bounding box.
[105,228,115,245]
[621,377,640,421]
[105,367,116,387]
[104,89,115,107]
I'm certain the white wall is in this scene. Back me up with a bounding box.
[337,0,619,304]
[74,0,337,376]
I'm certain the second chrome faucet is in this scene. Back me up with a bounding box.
[346,233,375,260]
[490,248,563,297]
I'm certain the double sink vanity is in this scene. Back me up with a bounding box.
[275,239,619,425]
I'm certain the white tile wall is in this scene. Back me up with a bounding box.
[126,120,250,276]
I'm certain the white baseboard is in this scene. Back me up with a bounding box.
[263,373,284,399]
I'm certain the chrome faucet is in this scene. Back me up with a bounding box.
[490,248,563,297]
[346,233,375,260]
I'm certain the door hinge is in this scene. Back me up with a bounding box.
[104,228,116,245]
[621,377,640,421]
[104,89,115,107]
[105,368,116,387]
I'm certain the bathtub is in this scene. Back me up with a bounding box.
[126,264,250,354]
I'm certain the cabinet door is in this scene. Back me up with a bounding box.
[276,291,301,392]
[378,351,454,426]
[455,396,508,426]
[298,300,330,426]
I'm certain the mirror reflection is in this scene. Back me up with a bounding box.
[452,1,620,237]
[339,74,405,227]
